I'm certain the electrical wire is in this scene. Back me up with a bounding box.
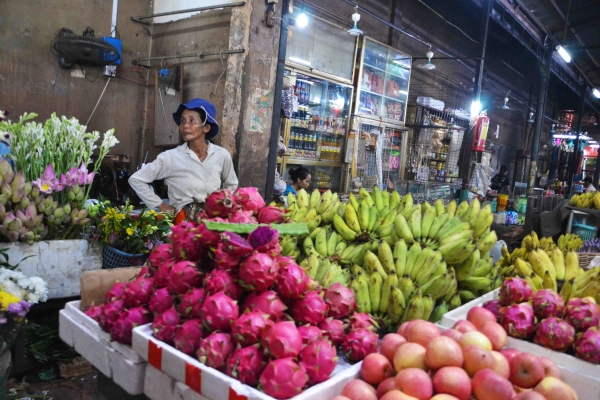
[415,0,478,44]
[210,51,226,98]
[80,65,101,82]
[85,77,111,126]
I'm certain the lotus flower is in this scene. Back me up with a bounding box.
[78,163,95,185]
[32,164,62,194]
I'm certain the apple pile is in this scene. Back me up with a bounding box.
[333,317,578,400]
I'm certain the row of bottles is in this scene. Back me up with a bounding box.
[291,114,347,135]
[288,129,342,161]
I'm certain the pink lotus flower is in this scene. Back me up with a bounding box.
[78,163,94,185]
[32,164,62,194]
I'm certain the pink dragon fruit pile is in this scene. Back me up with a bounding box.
[494,278,600,363]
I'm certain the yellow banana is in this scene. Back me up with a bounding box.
[351,244,368,266]
[438,221,471,242]
[529,272,544,291]
[415,251,444,284]
[421,207,437,239]
[388,287,406,324]
[333,214,357,242]
[380,272,398,315]
[364,250,388,279]
[367,206,379,233]
[373,186,384,212]
[401,289,424,322]
[514,258,534,276]
[302,208,318,223]
[435,216,461,242]
[390,190,400,210]
[448,293,462,310]
[292,206,309,222]
[398,274,415,302]
[446,200,457,218]
[440,229,475,247]
[434,199,445,216]
[304,253,321,278]
[472,257,493,278]
[394,240,408,277]
[340,243,356,260]
[477,230,497,255]
[394,214,415,244]
[303,236,318,256]
[442,273,458,303]
[399,193,413,214]
[297,189,309,208]
[368,272,383,315]
[307,215,322,233]
[542,270,557,292]
[455,249,481,281]
[358,200,370,232]
[438,239,469,262]
[455,200,469,218]
[327,231,338,257]
[410,208,422,241]
[321,200,340,223]
[321,262,342,288]
[421,294,434,321]
[537,249,556,282]
[564,251,580,281]
[315,257,331,283]
[421,273,446,298]
[359,188,374,207]
[355,273,371,313]
[427,212,449,241]
[309,189,321,209]
[551,247,566,281]
[404,243,422,277]
[421,202,432,216]
[461,277,493,292]
[462,198,481,222]
[349,193,360,212]
[429,301,448,322]
[473,214,493,239]
[378,241,395,275]
[315,228,329,257]
[410,247,434,281]
[382,190,390,209]
[344,203,362,234]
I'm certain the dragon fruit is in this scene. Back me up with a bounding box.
[248,226,280,253]
[233,187,265,215]
[298,324,324,345]
[154,259,174,288]
[137,267,152,278]
[105,282,127,303]
[148,287,175,314]
[257,206,286,224]
[147,243,173,269]
[213,241,242,271]
[533,317,575,352]
[500,303,536,339]
[261,321,303,359]
[531,289,565,319]
[123,277,155,308]
[499,277,533,306]
[299,337,338,384]
[170,221,203,262]
[197,220,223,248]
[200,291,239,332]
[152,307,180,343]
[174,319,204,355]
[203,270,244,299]
[231,311,268,346]
[319,317,346,346]
[101,299,125,332]
[220,232,254,257]
[239,252,280,291]
[111,306,152,344]
[574,327,600,364]
[204,189,238,218]
[228,210,258,224]
[348,312,378,332]
[564,297,600,332]
[291,291,328,325]
[226,344,266,386]
[275,262,318,300]
[85,305,104,323]
[482,299,502,321]
[197,332,233,370]
[242,291,287,320]
[259,358,309,399]
[177,288,206,319]
[324,283,356,318]
[167,261,202,295]
[342,328,379,362]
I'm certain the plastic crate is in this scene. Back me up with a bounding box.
[102,246,148,269]
[572,223,597,241]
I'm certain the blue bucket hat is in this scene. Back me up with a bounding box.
[173,98,219,139]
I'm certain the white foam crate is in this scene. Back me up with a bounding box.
[59,300,147,395]
[437,289,600,399]
[133,324,361,400]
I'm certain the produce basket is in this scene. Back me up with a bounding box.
[577,252,600,269]
[102,245,148,269]
[572,223,596,242]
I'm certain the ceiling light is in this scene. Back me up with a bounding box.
[422,47,435,70]
[470,100,482,119]
[347,6,363,36]
[297,5,308,28]
[553,134,577,139]
[550,124,556,134]
[593,88,600,98]
[527,112,534,123]
[556,45,571,63]
[589,140,598,144]
[590,144,600,148]
[501,90,510,110]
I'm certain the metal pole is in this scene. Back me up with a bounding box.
[264,0,289,201]
[459,0,492,201]
[131,2,246,24]
[568,84,588,196]
[527,46,553,194]
[388,0,397,46]
[134,49,245,64]
[594,113,600,187]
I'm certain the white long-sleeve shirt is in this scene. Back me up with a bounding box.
[129,142,238,211]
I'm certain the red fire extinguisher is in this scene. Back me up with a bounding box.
[471,111,490,152]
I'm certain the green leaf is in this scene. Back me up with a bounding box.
[203,222,308,236]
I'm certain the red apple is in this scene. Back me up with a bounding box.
[394,368,433,400]
[514,392,547,400]
[533,377,577,400]
[430,395,461,400]
[425,335,463,369]
[432,366,472,400]
[462,344,496,377]
[509,353,545,389]
[453,320,477,333]
[499,348,520,363]
[490,351,510,379]
[393,342,428,372]
[381,333,407,363]
[380,390,420,400]
[341,379,378,400]
[441,329,463,341]
[407,321,441,347]
[472,369,516,400]
[361,353,395,385]
[377,377,397,399]
[397,320,419,337]
[467,306,497,329]
[458,330,493,351]
[478,321,507,350]
[539,356,560,379]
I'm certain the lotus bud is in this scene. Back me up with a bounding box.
[37,203,45,213]
[7,231,19,242]
[72,217,81,225]
[20,197,30,209]
[43,197,53,207]
[0,194,8,206]
[34,196,43,205]
[2,212,15,226]
[15,210,28,224]
[70,209,78,220]
[25,203,37,219]
[75,191,84,202]
[35,214,43,226]
[11,193,22,205]
[71,184,81,195]
[20,231,35,243]
[63,203,72,215]
[8,217,23,232]
[67,190,76,201]
[36,223,46,235]
[44,207,53,217]
[54,217,63,225]
[35,234,41,241]
[78,208,89,219]
[0,175,3,187]
[24,183,32,196]
[0,225,6,236]
[1,182,13,198]
[31,186,40,198]
[11,172,25,193]
[0,203,5,220]
[62,215,70,224]
[47,214,55,224]
[0,159,11,177]
[79,218,91,225]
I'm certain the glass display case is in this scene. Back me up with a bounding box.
[278,69,354,193]
[355,37,412,124]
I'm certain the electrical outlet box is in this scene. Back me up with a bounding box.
[103,65,117,77]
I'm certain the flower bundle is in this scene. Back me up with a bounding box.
[91,200,174,254]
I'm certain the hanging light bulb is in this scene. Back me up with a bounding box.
[502,94,509,110]
[422,46,435,70]
[527,112,535,123]
[347,6,363,36]
[297,3,308,28]
[550,124,556,134]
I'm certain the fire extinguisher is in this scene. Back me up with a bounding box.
[471,111,490,152]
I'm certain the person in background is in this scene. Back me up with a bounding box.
[490,165,511,196]
[0,110,14,170]
[584,176,596,192]
[283,167,311,196]
[129,98,238,221]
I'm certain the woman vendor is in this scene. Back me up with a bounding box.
[129,98,238,220]
[283,166,311,195]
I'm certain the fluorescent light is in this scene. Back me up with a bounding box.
[556,45,571,63]
[590,144,599,148]
[553,134,577,139]
[594,88,600,98]
[297,8,308,28]
[580,135,591,140]
[289,57,311,66]
[589,141,598,144]
[470,101,482,119]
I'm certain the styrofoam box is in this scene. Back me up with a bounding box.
[59,300,147,395]
[437,289,600,400]
[133,324,361,400]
